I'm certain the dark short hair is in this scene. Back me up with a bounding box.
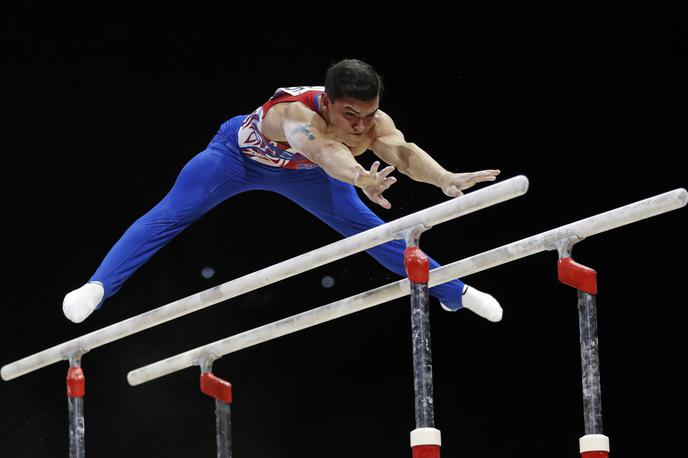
[324,59,384,102]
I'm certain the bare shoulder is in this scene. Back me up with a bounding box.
[371,110,398,139]
[370,109,403,143]
[262,102,327,141]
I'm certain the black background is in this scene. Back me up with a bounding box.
[1,5,685,458]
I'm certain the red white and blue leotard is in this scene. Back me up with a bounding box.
[238,86,324,169]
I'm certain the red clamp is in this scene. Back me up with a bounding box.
[412,445,440,458]
[581,452,609,458]
[67,367,85,398]
[201,372,232,404]
[404,246,429,284]
[558,257,598,294]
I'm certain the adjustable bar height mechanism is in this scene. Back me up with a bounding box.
[67,351,86,458]
[200,357,233,458]
[403,225,441,458]
[552,237,610,458]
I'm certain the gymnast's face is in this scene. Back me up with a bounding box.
[321,94,380,146]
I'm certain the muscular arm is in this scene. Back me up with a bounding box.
[281,103,361,184]
[370,111,450,186]
[277,102,397,208]
[371,111,499,196]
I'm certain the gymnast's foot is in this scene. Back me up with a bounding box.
[442,284,503,322]
[63,282,104,323]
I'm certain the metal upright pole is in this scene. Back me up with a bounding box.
[404,226,441,458]
[577,290,604,437]
[67,352,86,458]
[200,358,232,458]
[556,241,610,458]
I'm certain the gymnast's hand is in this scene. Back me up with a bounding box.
[354,161,397,209]
[439,170,501,198]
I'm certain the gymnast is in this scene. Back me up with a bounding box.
[63,59,502,324]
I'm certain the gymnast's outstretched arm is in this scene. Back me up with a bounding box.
[280,102,398,209]
[370,111,500,197]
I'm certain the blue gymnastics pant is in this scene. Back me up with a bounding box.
[90,115,465,309]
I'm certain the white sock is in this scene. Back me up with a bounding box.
[63,282,104,323]
[461,285,503,322]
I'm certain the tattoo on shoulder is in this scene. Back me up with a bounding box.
[293,125,316,141]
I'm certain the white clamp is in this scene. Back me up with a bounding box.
[410,427,442,447]
[579,434,610,453]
